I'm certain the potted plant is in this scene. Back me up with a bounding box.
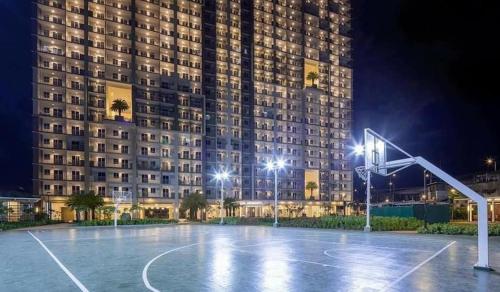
[110,99,129,121]
[306,71,319,88]
[306,181,319,200]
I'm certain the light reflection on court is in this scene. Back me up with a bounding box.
[1,225,499,292]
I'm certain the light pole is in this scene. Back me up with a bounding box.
[214,171,230,224]
[423,170,428,201]
[342,193,346,216]
[422,194,428,228]
[389,173,396,202]
[266,158,286,227]
[486,158,497,172]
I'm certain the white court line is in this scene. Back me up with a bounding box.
[142,243,200,292]
[231,246,342,269]
[302,239,430,252]
[380,241,456,291]
[28,231,89,292]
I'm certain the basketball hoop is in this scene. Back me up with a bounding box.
[356,128,491,270]
[111,191,132,228]
[355,166,368,181]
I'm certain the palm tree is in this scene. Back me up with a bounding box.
[129,204,144,219]
[66,191,104,220]
[306,181,319,200]
[0,205,13,221]
[96,206,115,220]
[110,99,130,120]
[223,197,240,217]
[66,193,86,221]
[84,191,104,220]
[306,71,319,88]
[180,191,207,220]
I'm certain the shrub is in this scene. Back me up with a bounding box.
[417,223,500,236]
[205,216,423,231]
[0,220,61,232]
[76,218,177,226]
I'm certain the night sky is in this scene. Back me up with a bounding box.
[0,1,498,193]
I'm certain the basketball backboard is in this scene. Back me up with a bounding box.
[112,191,132,204]
[364,129,387,175]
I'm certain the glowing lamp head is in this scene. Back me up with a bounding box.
[266,160,275,171]
[486,158,494,165]
[354,144,364,156]
[214,171,229,181]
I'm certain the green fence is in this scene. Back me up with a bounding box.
[371,204,450,224]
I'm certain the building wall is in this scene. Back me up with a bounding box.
[33,0,352,219]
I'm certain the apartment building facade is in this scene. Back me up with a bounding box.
[33,0,352,220]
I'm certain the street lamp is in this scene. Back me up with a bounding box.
[342,193,347,216]
[422,194,428,228]
[354,144,364,156]
[266,158,286,227]
[214,170,230,224]
[486,158,497,172]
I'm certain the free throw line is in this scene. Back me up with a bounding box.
[28,231,89,292]
[381,241,456,291]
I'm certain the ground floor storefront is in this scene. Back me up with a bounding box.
[42,196,352,222]
[0,192,40,222]
[455,197,500,222]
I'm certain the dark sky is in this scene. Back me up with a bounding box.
[0,0,499,192]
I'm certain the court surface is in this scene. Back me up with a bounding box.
[1,224,500,292]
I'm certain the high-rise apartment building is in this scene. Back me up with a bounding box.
[34,0,352,220]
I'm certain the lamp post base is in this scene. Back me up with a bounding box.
[474,264,494,271]
[273,222,279,228]
[364,226,371,232]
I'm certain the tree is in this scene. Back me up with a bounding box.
[0,205,13,221]
[223,197,240,217]
[321,202,333,216]
[110,99,130,119]
[66,191,104,220]
[129,204,143,219]
[96,206,115,220]
[66,193,87,221]
[306,181,319,200]
[448,189,463,221]
[180,191,207,220]
[85,191,104,220]
[306,71,319,87]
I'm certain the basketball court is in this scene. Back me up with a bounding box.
[1,224,499,291]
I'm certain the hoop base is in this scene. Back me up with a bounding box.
[473,264,493,271]
[364,226,371,232]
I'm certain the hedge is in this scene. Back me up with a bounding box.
[0,220,61,232]
[417,223,500,236]
[205,216,423,231]
[76,218,178,226]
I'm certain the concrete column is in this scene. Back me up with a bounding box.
[468,201,473,222]
[491,202,495,223]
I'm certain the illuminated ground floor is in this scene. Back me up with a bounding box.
[455,198,500,222]
[42,196,352,222]
[0,191,40,222]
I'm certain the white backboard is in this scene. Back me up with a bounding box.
[364,129,387,175]
[112,191,132,204]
